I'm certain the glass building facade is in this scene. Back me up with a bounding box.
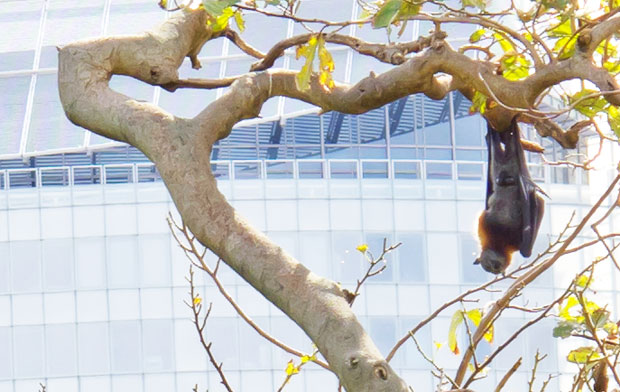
[0,0,619,391]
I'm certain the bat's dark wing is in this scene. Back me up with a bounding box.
[506,118,545,258]
[484,129,495,210]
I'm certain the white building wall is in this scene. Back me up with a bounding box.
[0,160,616,392]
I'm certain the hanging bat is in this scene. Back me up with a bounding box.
[474,117,545,274]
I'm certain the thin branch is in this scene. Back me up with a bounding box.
[455,174,620,386]
[528,351,548,392]
[187,266,235,392]
[222,28,265,59]
[168,214,331,371]
[347,239,401,307]
[495,357,522,392]
[411,334,459,389]
[250,33,432,72]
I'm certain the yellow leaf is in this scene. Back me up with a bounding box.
[193,296,202,305]
[208,7,235,32]
[233,10,245,32]
[295,35,319,91]
[567,346,600,364]
[434,341,444,350]
[448,310,464,355]
[300,355,310,363]
[285,360,299,375]
[465,309,493,343]
[493,32,514,53]
[317,36,335,92]
[575,274,592,288]
[356,244,369,253]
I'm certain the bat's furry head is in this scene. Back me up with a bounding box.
[474,248,509,274]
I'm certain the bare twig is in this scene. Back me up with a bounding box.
[187,266,234,392]
[455,174,620,386]
[528,351,548,392]
[168,214,331,371]
[494,357,522,392]
[347,239,401,306]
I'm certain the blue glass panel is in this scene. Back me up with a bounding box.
[110,320,142,373]
[460,233,487,283]
[0,327,11,379]
[350,53,392,84]
[455,114,484,147]
[109,75,154,102]
[455,149,485,161]
[423,121,452,146]
[0,76,29,155]
[0,50,34,71]
[0,5,41,70]
[45,324,77,376]
[13,325,44,378]
[396,233,426,282]
[292,0,353,35]
[359,109,386,144]
[27,74,86,152]
[40,2,105,67]
[398,317,431,369]
[390,147,420,159]
[142,320,174,371]
[424,148,452,160]
[228,12,289,54]
[368,317,396,357]
[108,0,165,35]
[284,116,321,144]
[158,61,220,119]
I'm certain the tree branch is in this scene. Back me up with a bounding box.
[250,32,433,72]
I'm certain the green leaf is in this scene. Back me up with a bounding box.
[448,310,464,355]
[462,0,487,9]
[604,321,618,336]
[493,33,514,53]
[295,35,319,91]
[202,0,239,16]
[469,29,486,43]
[603,60,620,74]
[567,347,600,364]
[500,54,531,81]
[569,89,609,118]
[596,39,617,58]
[553,320,580,338]
[399,0,420,17]
[607,105,620,138]
[592,308,610,329]
[373,0,402,28]
[549,18,572,37]
[541,0,569,10]
[554,36,577,60]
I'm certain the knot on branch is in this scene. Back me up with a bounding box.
[357,71,382,107]
[577,29,593,51]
